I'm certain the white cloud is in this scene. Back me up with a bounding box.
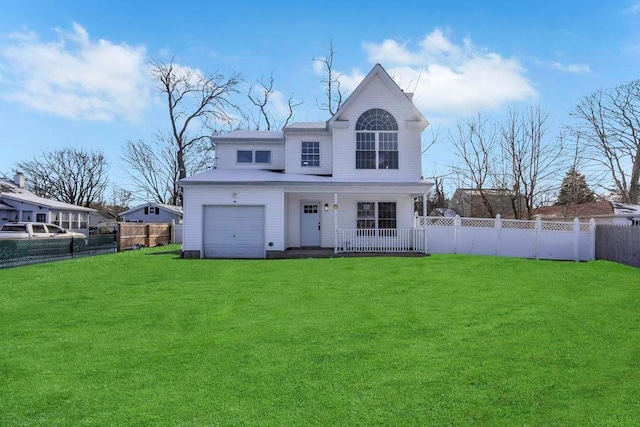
[347,29,537,116]
[0,23,150,121]
[627,3,640,14]
[551,62,591,74]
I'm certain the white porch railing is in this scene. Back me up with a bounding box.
[335,228,424,253]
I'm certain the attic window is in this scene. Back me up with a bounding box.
[356,109,399,170]
[145,206,160,215]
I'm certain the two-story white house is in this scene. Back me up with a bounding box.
[180,64,433,258]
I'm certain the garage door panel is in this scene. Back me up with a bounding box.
[203,206,265,258]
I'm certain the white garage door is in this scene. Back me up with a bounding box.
[203,206,265,258]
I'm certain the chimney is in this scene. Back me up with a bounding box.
[14,172,25,188]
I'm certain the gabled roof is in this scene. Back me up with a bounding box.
[119,202,183,217]
[328,63,429,130]
[0,178,95,212]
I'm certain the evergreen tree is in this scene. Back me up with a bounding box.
[557,168,596,204]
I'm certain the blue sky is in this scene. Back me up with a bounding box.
[1,0,639,193]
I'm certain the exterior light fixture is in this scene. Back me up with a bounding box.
[324,203,329,212]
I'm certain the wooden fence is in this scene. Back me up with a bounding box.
[595,225,640,268]
[117,223,173,251]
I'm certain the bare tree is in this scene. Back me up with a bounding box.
[246,73,302,130]
[499,105,563,218]
[314,40,344,116]
[122,133,212,205]
[450,106,564,218]
[571,80,640,203]
[15,148,109,207]
[148,57,241,196]
[450,114,499,217]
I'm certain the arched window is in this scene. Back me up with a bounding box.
[355,109,399,169]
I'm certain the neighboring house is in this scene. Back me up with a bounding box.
[180,64,433,258]
[534,201,640,225]
[0,173,95,234]
[449,188,527,218]
[89,208,118,227]
[119,203,183,223]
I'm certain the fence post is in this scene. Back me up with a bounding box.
[146,224,151,248]
[494,214,502,256]
[454,215,461,254]
[171,220,176,244]
[535,216,541,260]
[573,217,580,262]
[116,223,122,252]
[589,218,596,260]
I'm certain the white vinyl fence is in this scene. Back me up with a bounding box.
[172,223,183,245]
[420,215,595,261]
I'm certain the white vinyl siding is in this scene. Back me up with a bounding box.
[330,74,422,181]
[285,134,332,175]
[216,142,285,170]
[182,186,285,256]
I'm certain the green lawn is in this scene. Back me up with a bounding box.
[1,247,639,426]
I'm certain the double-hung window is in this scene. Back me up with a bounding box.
[301,141,320,167]
[356,108,399,170]
[356,202,397,234]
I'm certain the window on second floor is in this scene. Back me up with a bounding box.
[356,108,399,170]
[237,150,271,164]
[301,141,320,167]
[255,150,271,164]
[237,150,253,163]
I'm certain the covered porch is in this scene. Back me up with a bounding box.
[283,183,430,254]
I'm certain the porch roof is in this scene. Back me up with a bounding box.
[179,169,432,192]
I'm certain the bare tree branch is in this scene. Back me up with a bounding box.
[314,40,344,116]
[15,148,109,207]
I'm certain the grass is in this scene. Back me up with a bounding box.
[1,247,639,426]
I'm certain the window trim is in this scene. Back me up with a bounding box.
[236,150,253,163]
[301,141,320,167]
[355,109,399,170]
[356,201,397,233]
[255,150,271,164]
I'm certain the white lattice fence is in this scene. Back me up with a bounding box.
[420,215,595,261]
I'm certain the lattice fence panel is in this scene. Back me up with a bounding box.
[426,218,454,227]
[502,220,536,229]
[541,222,574,232]
[461,218,495,228]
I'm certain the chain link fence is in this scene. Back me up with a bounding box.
[0,235,117,269]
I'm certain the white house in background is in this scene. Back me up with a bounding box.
[119,203,183,223]
[180,64,433,258]
[0,173,95,234]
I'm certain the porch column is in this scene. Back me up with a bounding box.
[333,192,338,254]
[422,193,428,254]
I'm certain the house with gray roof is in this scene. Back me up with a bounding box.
[180,64,433,258]
[119,203,183,223]
[0,173,95,234]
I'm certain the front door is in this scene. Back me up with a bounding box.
[300,203,321,247]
